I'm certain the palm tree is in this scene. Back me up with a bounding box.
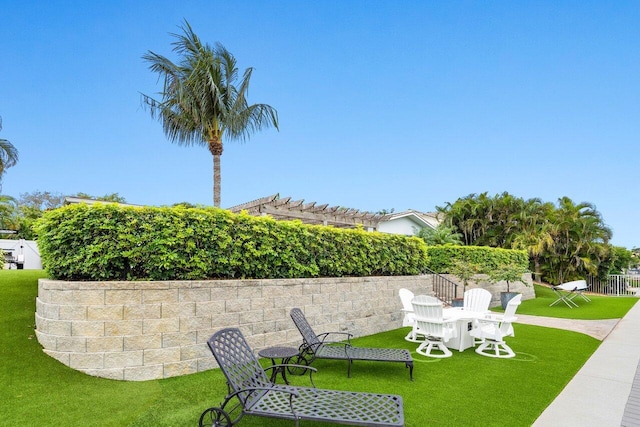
[141,21,279,207]
[544,197,612,283]
[417,224,463,246]
[511,198,555,281]
[0,195,18,231]
[0,116,19,191]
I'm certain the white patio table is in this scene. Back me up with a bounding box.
[442,307,489,352]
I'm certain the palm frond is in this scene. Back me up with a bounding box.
[0,138,19,171]
[141,20,279,205]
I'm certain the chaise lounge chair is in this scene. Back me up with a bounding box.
[550,279,591,308]
[289,308,414,380]
[200,327,404,427]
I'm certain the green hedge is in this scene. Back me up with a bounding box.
[425,244,528,273]
[35,204,430,281]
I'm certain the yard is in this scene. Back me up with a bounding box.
[1,270,636,426]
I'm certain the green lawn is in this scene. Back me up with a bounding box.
[0,270,635,426]
[505,284,637,319]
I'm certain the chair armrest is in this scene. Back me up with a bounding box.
[264,364,318,387]
[228,386,301,401]
[474,317,501,326]
[264,364,318,374]
[317,332,353,343]
[417,316,458,325]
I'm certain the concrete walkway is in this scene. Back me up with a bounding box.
[527,301,640,426]
[516,314,620,340]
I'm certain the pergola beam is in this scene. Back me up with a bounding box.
[229,195,385,230]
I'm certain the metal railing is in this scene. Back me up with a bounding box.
[423,267,459,304]
[587,275,640,296]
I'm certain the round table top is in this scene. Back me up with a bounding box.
[258,346,299,359]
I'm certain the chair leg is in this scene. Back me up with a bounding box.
[405,327,424,343]
[577,292,591,302]
[416,339,452,358]
[475,340,515,358]
[405,330,416,342]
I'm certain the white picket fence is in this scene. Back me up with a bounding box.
[587,275,640,296]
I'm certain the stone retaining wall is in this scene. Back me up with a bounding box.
[35,275,435,381]
[35,274,533,381]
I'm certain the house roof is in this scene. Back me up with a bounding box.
[228,193,387,228]
[383,209,441,229]
[228,194,440,230]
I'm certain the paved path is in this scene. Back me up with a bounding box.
[528,301,640,426]
[516,314,620,340]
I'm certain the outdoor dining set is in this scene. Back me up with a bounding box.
[399,288,522,359]
[199,294,525,426]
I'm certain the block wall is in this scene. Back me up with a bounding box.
[35,275,435,381]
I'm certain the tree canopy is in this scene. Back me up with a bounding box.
[438,192,619,284]
[141,20,279,207]
[0,116,19,191]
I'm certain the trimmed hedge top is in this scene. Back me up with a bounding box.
[424,244,529,273]
[36,204,430,281]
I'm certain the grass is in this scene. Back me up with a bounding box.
[505,284,638,319]
[0,270,635,426]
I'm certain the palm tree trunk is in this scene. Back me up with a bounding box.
[213,154,221,207]
[208,135,223,207]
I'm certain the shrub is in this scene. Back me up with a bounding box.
[36,204,429,281]
[425,244,528,274]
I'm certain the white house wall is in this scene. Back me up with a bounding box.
[1,239,42,269]
[377,217,423,235]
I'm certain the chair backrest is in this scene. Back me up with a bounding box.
[499,294,522,335]
[290,308,322,350]
[463,288,492,313]
[207,328,271,409]
[502,293,522,320]
[399,288,414,312]
[399,288,415,327]
[412,295,447,338]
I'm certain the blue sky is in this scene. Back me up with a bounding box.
[1,1,638,248]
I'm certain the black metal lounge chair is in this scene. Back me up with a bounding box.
[289,308,414,380]
[200,327,404,427]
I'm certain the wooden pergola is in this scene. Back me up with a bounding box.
[228,194,388,229]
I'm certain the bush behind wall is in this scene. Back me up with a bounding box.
[36,204,430,281]
[425,244,529,273]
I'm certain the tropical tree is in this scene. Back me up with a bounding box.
[438,192,525,247]
[141,20,279,207]
[600,246,633,275]
[632,248,640,270]
[511,198,555,281]
[0,116,19,191]
[542,197,612,283]
[0,195,19,232]
[11,191,127,239]
[438,192,614,285]
[417,224,463,246]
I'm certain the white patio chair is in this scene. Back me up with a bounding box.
[411,295,457,358]
[470,294,522,358]
[399,288,419,342]
[463,288,492,313]
[463,288,493,344]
